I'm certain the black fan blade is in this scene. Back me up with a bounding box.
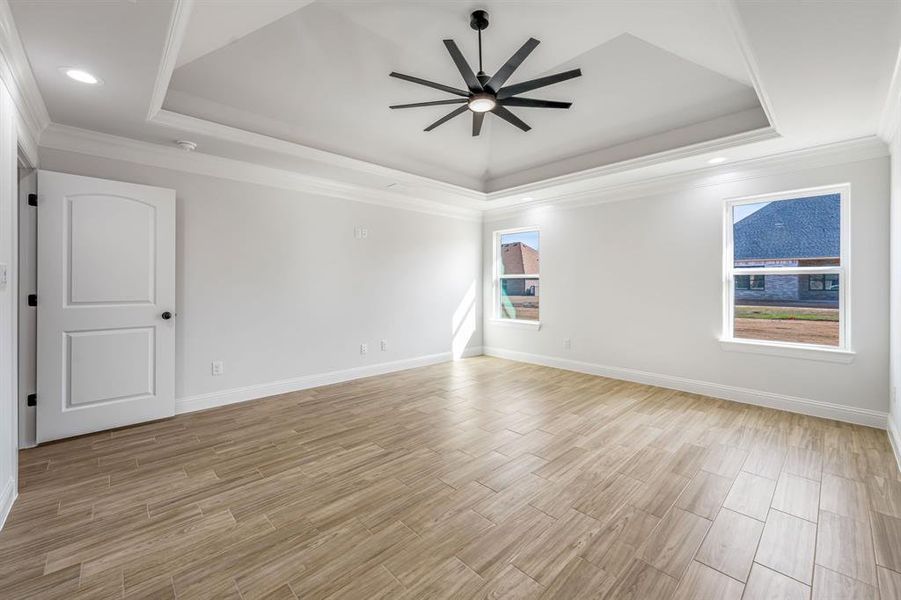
[424,105,469,131]
[484,37,540,93]
[443,40,481,93]
[389,72,469,97]
[496,68,581,100]
[472,112,485,136]
[390,99,467,109]
[492,105,531,132]
[499,97,572,109]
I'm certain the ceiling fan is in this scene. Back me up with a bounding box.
[389,10,581,136]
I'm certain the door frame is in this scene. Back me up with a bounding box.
[16,152,35,448]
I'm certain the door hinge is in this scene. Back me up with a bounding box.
[27,193,36,206]
[26,393,36,407]
[27,293,36,307]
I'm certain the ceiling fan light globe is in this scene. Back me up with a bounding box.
[468,94,496,113]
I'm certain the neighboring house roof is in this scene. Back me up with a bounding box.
[734,193,840,261]
[501,242,539,275]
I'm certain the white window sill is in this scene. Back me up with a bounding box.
[719,338,855,364]
[490,319,541,331]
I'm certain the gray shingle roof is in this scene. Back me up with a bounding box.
[734,193,840,261]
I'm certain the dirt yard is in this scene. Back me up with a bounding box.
[734,318,839,346]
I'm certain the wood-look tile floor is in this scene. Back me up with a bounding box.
[2,356,901,599]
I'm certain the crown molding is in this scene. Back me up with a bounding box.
[39,123,483,221]
[145,0,484,205]
[0,0,50,165]
[483,135,888,221]
[147,0,193,120]
[39,123,888,225]
[482,0,784,206]
[149,109,486,203]
[485,125,780,205]
[28,0,892,222]
[878,43,901,143]
[143,0,792,205]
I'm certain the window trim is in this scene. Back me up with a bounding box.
[493,226,541,327]
[721,184,852,356]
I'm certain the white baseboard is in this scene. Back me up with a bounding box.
[0,476,16,532]
[888,416,901,473]
[175,346,483,415]
[483,347,888,429]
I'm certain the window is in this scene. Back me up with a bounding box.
[724,186,848,350]
[735,275,765,290]
[495,228,539,322]
[808,274,839,291]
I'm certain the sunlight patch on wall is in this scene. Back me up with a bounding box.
[452,281,477,359]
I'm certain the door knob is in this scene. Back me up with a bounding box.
[161,311,173,320]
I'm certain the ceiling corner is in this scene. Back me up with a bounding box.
[719,0,779,134]
[0,0,51,163]
[146,0,194,121]
[878,44,901,143]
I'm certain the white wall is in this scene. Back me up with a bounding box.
[29,144,894,440]
[0,78,18,528]
[34,148,482,429]
[484,155,890,425]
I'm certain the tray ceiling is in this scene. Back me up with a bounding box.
[164,1,768,191]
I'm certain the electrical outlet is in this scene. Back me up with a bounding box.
[380,339,388,351]
[211,361,224,376]
[563,338,572,350]
[354,226,369,239]
[360,343,368,355]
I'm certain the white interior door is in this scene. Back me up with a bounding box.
[36,171,175,443]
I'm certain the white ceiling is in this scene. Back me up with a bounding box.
[175,0,314,69]
[7,0,901,200]
[165,0,767,190]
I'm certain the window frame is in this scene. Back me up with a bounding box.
[721,184,853,361]
[492,226,541,329]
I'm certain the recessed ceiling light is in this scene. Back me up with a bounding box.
[61,68,101,85]
[708,157,727,165]
[522,196,534,202]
